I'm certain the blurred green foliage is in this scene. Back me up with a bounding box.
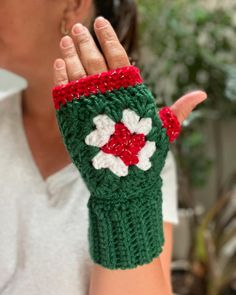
[137,0,236,195]
[136,3,236,293]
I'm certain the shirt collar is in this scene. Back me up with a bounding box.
[0,68,27,101]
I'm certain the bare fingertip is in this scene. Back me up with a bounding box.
[191,90,208,100]
[200,90,208,100]
[94,16,109,29]
[60,36,74,49]
[72,23,85,35]
[54,59,65,70]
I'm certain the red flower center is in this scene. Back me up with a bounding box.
[101,123,146,166]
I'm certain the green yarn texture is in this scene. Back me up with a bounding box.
[56,83,170,269]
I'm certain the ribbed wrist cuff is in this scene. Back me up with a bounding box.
[87,182,164,270]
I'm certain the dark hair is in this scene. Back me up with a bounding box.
[92,0,139,63]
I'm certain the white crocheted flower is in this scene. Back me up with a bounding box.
[85,109,156,177]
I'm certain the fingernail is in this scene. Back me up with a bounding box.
[201,91,208,100]
[95,16,109,29]
[72,23,84,35]
[61,36,73,48]
[193,90,208,100]
[54,59,65,70]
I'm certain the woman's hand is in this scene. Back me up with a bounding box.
[53,16,207,295]
[53,16,207,125]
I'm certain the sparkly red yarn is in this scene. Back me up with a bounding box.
[52,66,143,110]
[101,123,146,166]
[159,107,181,143]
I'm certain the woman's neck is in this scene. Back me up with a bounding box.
[22,74,56,122]
[21,73,72,179]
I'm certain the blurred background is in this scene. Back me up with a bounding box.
[136,0,236,294]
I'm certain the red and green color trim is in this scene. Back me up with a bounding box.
[52,66,143,109]
[52,65,180,143]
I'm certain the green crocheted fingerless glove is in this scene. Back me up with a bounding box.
[52,66,181,269]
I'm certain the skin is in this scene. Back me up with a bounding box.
[0,0,207,294]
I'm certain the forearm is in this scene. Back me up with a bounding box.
[89,258,170,295]
[160,223,173,294]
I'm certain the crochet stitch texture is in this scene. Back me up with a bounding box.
[52,65,180,269]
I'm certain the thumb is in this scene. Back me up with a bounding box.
[170,90,207,124]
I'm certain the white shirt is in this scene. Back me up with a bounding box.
[0,69,178,295]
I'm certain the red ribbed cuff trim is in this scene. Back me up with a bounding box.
[159,107,181,143]
[52,66,143,110]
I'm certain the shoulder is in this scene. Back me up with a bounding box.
[0,68,27,131]
[0,68,27,100]
[0,69,27,160]
[0,92,22,136]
